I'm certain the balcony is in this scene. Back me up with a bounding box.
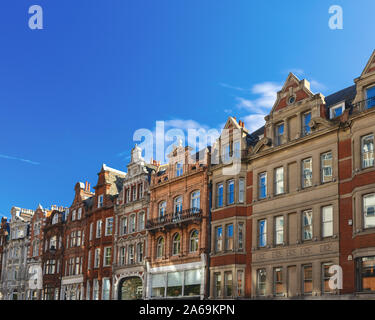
[350,96,375,115]
[146,208,202,231]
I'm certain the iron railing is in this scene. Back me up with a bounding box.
[350,96,375,115]
[146,208,202,230]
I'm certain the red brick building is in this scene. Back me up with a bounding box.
[27,204,48,300]
[146,142,210,299]
[338,50,375,296]
[208,117,252,299]
[84,165,126,300]
[41,208,65,300]
[61,182,93,300]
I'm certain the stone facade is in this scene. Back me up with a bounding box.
[112,145,156,300]
[0,207,34,300]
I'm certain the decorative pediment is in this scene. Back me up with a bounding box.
[271,73,314,114]
[361,50,375,76]
[253,137,272,154]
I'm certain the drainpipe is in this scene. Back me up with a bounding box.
[206,181,212,300]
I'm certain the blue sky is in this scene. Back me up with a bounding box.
[0,0,374,217]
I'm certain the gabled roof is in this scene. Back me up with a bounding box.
[360,49,375,77]
[271,73,314,113]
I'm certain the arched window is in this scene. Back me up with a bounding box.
[190,230,199,252]
[159,201,166,220]
[52,214,58,225]
[174,196,183,217]
[156,237,164,258]
[191,190,200,212]
[172,233,181,256]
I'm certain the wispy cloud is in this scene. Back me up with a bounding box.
[310,79,326,92]
[222,81,282,133]
[219,83,250,92]
[0,154,40,165]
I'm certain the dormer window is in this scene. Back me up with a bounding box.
[98,195,104,208]
[366,85,375,109]
[77,208,82,220]
[176,161,183,177]
[72,210,76,221]
[275,123,284,146]
[330,102,345,119]
[302,112,311,136]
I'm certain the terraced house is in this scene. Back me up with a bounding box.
[41,207,66,300]
[61,181,93,300]
[113,145,157,300]
[248,50,375,299]
[0,207,34,300]
[27,204,49,300]
[208,117,259,299]
[84,165,126,300]
[146,141,210,299]
[0,50,375,300]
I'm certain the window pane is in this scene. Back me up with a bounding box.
[366,87,375,109]
[302,210,313,240]
[302,158,312,188]
[322,206,333,237]
[275,216,284,245]
[321,152,333,183]
[362,135,374,168]
[275,167,284,195]
[259,173,267,199]
[258,220,267,247]
[364,194,375,229]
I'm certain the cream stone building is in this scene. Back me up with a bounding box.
[248,73,353,298]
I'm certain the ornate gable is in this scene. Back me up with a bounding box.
[271,73,314,113]
[360,50,375,76]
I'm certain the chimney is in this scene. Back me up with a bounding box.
[88,183,91,192]
[85,181,88,191]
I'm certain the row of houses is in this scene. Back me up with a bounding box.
[1,50,375,300]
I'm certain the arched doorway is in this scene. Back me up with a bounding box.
[118,277,143,300]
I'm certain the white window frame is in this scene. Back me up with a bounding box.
[103,247,111,267]
[98,194,104,208]
[274,167,284,195]
[329,102,345,119]
[105,217,113,236]
[96,220,102,238]
[322,206,333,237]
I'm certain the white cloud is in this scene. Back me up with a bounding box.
[242,114,266,133]
[236,82,281,114]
